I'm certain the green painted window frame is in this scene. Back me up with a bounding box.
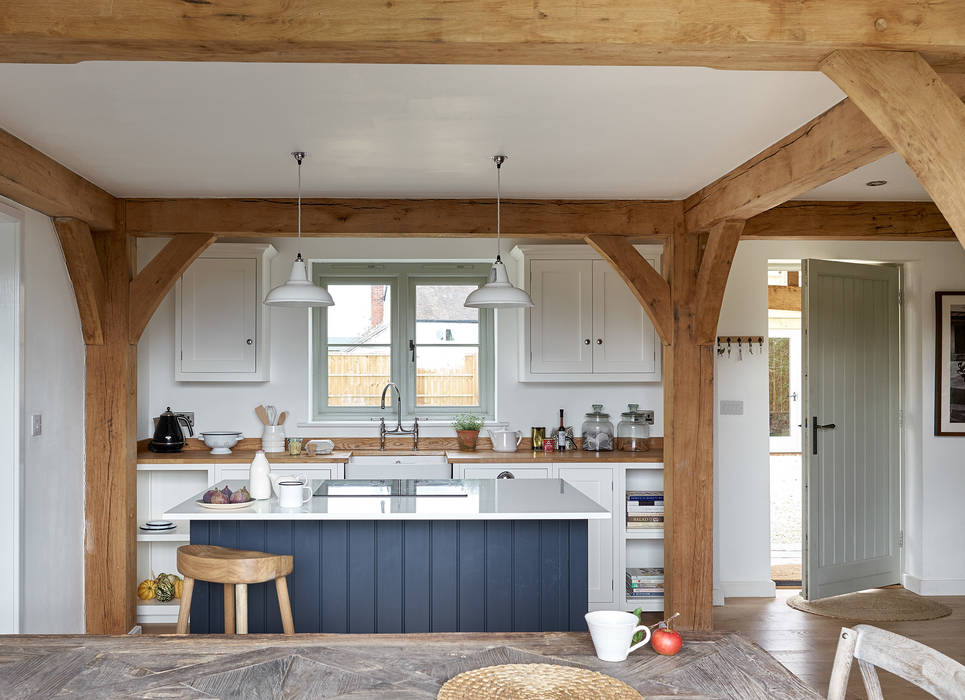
[311,262,494,421]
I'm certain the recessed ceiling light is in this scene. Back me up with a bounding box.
[865,180,888,187]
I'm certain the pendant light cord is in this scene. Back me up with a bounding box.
[293,151,305,261]
[495,155,504,262]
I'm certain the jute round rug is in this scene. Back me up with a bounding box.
[787,587,951,622]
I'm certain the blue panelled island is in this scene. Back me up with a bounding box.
[165,479,609,634]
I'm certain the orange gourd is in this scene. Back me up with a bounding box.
[137,579,156,600]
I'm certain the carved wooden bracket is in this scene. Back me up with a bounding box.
[53,217,108,345]
[584,234,673,345]
[129,233,217,343]
[695,219,745,344]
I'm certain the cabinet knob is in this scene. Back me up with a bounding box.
[246,338,253,345]
[497,471,515,479]
[584,339,591,345]
[596,338,603,345]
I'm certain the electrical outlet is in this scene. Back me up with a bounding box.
[31,413,42,436]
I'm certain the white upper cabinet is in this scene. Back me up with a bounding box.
[175,243,276,382]
[513,245,662,382]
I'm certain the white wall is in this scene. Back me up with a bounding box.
[4,197,87,632]
[137,237,665,440]
[716,239,965,597]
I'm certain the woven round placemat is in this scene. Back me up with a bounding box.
[437,663,643,699]
[787,587,951,622]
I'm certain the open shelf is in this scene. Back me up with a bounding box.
[137,522,190,542]
[625,529,664,539]
[624,598,664,612]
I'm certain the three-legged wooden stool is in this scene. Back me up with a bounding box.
[175,544,295,635]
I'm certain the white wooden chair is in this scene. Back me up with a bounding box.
[828,624,965,699]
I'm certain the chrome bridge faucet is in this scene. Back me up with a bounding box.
[379,382,419,450]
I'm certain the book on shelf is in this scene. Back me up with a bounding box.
[627,567,664,578]
[626,523,664,529]
[626,505,665,512]
[626,491,663,500]
[626,591,665,598]
[626,514,663,521]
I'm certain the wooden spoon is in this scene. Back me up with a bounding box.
[255,405,270,426]
[277,411,288,425]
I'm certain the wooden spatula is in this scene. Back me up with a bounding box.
[277,411,288,425]
[255,405,270,426]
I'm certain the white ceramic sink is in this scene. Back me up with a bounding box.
[345,455,451,480]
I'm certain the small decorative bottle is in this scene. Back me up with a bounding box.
[249,450,272,500]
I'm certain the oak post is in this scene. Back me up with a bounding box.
[84,207,138,634]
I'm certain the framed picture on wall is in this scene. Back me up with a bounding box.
[935,292,965,435]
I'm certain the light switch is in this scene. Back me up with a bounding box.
[719,400,744,416]
[31,413,42,436]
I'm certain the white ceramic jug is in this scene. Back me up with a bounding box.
[488,429,522,452]
[249,450,272,500]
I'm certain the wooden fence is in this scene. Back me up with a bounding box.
[328,352,478,407]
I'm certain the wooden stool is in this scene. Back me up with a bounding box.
[175,544,295,635]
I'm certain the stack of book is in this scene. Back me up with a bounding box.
[626,567,664,600]
[626,490,664,530]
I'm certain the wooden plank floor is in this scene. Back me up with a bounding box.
[713,589,965,699]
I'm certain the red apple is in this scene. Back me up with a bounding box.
[651,626,683,656]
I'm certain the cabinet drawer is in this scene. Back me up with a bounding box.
[214,465,343,483]
[460,465,552,480]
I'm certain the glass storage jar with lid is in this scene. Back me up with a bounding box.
[616,404,653,452]
[581,404,614,452]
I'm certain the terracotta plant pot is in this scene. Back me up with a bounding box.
[456,429,480,451]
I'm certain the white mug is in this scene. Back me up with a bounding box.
[584,611,651,662]
[278,480,313,508]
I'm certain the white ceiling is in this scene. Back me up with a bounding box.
[0,62,929,201]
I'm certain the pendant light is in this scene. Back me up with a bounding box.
[264,151,335,307]
[464,155,534,309]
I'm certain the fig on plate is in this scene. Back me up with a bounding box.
[202,489,218,503]
[209,491,228,504]
[221,485,233,499]
[229,487,251,503]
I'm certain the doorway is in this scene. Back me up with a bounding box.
[767,263,803,588]
[0,209,22,632]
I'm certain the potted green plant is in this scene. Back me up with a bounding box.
[452,413,484,451]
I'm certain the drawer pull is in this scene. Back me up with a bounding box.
[496,471,515,479]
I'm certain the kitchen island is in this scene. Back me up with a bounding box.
[165,479,609,634]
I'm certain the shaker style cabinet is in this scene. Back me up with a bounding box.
[512,245,663,382]
[174,243,276,382]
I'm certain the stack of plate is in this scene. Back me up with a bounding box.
[139,520,176,532]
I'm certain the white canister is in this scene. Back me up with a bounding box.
[249,450,272,500]
[262,424,286,453]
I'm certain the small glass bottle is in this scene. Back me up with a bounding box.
[581,404,614,452]
[616,404,653,452]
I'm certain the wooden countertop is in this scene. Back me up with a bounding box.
[137,448,352,464]
[445,448,663,463]
[137,446,662,464]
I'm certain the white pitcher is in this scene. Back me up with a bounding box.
[248,450,272,500]
[488,429,522,452]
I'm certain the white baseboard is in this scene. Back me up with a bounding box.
[903,573,965,595]
[721,580,777,598]
[713,587,725,607]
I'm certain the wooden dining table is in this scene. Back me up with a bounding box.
[0,630,822,698]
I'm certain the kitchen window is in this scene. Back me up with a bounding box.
[311,263,494,420]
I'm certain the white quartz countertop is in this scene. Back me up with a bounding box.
[164,479,611,521]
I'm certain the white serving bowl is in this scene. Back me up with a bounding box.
[200,431,243,455]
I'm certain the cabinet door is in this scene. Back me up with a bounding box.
[179,257,257,374]
[460,465,552,479]
[557,466,614,604]
[529,260,593,374]
[591,260,658,374]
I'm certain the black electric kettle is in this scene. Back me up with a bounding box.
[149,407,194,453]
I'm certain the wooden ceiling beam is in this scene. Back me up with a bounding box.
[683,77,965,233]
[0,128,116,231]
[124,198,678,239]
[584,234,673,346]
[743,201,953,240]
[129,233,217,343]
[2,1,965,70]
[53,217,108,345]
[821,51,965,249]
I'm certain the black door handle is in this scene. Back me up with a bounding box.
[811,416,836,455]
